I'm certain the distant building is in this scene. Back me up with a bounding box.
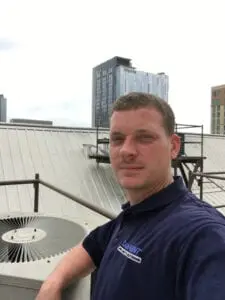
[10,118,53,126]
[211,85,225,134]
[0,94,7,122]
[92,56,169,127]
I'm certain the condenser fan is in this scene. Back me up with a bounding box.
[0,215,85,263]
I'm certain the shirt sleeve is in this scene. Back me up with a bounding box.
[82,218,118,268]
[179,223,225,300]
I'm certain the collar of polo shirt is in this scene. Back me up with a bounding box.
[121,176,187,214]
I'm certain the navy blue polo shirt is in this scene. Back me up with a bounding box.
[83,177,225,300]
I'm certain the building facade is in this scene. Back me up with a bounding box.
[92,56,169,128]
[211,85,225,135]
[0,94,7,122]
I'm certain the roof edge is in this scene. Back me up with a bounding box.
[0,122,110,133]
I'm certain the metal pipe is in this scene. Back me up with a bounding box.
[191,173,225,181]
[34,174,40,213]
[176,123,203,127]
[39,179,116,220]
[188,171,193,191]
[0,179,35,186]
[199,124,204,200]
[200,171,225,175]
[214,204,225,209]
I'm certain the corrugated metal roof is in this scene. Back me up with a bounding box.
[0,124,225,222]
[0,125,124,229]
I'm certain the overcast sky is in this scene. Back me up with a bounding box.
[0,0,225,132]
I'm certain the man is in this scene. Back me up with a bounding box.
[36,92,225,300]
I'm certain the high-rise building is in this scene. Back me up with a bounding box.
[211,85,225,135]
[0,94,7,122]
[92,56,169,128]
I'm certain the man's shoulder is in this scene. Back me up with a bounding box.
[170,191,225,236]
[87,213,121,239]
[179,192,224,220]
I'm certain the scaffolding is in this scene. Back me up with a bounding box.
[173,124,205,199]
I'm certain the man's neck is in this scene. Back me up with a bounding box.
[126,176,174,206]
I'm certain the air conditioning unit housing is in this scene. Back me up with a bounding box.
[0,213,91,299]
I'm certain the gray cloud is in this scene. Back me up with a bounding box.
[0,38,15,51]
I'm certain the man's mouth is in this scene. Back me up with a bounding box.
[120,166,143,170]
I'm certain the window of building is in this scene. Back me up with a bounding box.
[213,99,220,105]
[108,74,112,83]
[96,70,101,78]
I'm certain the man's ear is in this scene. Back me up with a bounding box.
[171,134,181,159]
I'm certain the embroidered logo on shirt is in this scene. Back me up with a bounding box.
[117,240,142,263]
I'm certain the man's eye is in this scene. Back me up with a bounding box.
[110,137,124,144]
[137,135,153,142]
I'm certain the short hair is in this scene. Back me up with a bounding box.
[111,92,175,135]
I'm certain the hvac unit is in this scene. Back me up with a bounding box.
[0,213,91,299]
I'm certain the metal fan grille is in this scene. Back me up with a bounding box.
[0,216,85,263]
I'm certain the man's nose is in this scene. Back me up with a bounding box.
[120,138,137,158]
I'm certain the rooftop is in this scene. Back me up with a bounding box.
[211,84,225,90]
[0,123,225,225]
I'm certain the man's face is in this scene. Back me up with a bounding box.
[109,107,180,190]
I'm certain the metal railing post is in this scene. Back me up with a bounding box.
[188,170,192,191]
[34,173,40,213]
